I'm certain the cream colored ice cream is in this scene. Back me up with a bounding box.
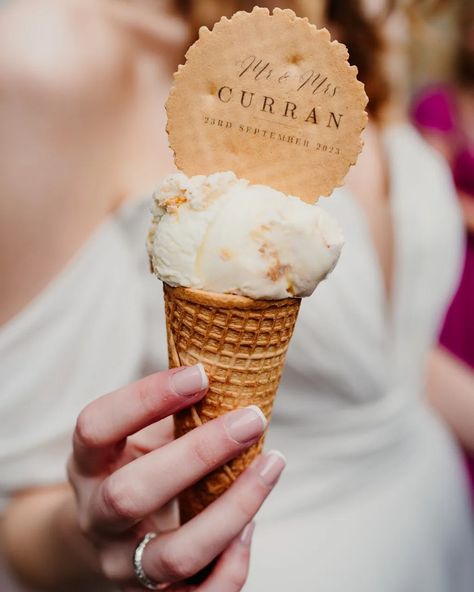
[147,171,343,300]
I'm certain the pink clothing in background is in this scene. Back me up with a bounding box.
[412,86,474,196]
[412,85,474,497]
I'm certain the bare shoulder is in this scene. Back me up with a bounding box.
[0,0,135,322]
[0,0,179,322]
[0,0,133,212]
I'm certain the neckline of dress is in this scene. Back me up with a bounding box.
[338,124,410,335]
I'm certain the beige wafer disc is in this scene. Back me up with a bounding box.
[166,7,368,203]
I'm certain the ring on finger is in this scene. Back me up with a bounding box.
[133,532,170,590]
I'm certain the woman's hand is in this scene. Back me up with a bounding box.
[68,365,285,591]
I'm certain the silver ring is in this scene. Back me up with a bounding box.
[133,532,170,590]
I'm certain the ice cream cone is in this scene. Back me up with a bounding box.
[164,283,300,523]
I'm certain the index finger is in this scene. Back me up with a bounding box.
[73,365,208,475]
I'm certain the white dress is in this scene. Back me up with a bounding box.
[0,200,168,591]
[1,125,473,591]
[246,125,474,590]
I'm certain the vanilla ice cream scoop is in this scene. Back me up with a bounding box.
[147,171,343,299]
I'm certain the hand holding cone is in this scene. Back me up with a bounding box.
[164,285,300,522]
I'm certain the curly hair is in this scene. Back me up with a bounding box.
[326,0,391,121]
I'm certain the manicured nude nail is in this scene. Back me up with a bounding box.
[225,406,267,443]
[256,450,286,486]
[170,364,208,397]
[239,522,256,547]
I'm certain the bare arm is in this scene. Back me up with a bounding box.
[0,486,102,591]
[427,346,474,453]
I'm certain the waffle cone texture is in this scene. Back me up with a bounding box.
[164,284,301,523]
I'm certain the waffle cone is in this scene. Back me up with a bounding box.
[164,284,300,523]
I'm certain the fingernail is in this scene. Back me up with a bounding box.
[239,522,255,547]
[170,364,208,397]
[225,406,267,443]
[255,450,286,486]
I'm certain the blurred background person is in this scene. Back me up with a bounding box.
[226,0,474,590]
[1,0,474,591]
[412,0,474,499]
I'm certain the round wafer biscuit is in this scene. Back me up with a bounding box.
[166,7,368,202]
